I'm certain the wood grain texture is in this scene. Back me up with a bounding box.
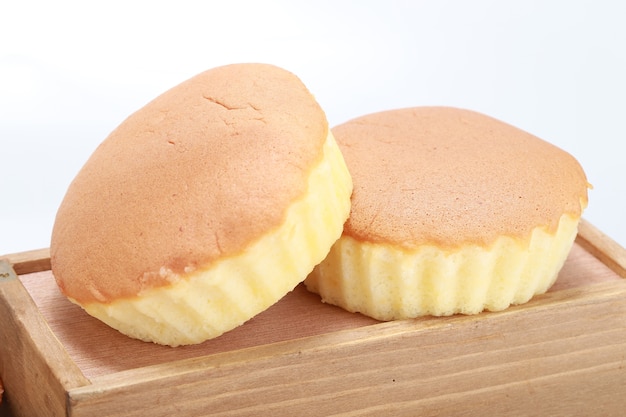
[13,243,622,383]
[576,219,626,278]
[0,219,625,416]
[0,248,50,276]
[67,280,626,416]
[0,260,88,417]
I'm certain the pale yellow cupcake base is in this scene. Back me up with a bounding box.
[71,131,353,346]
[305,213,581,321]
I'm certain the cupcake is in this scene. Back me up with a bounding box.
[50,63,353,346]
[305,106,588,320]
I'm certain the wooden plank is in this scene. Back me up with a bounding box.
[0,260,89,417]
[0,248,50,276]
[18,272,378,381]
[1,219,625,416]
[576,218,626,278]
[66,280,626,416]
[11,242,619,385]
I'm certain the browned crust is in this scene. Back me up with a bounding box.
[51,64,328,303]
[334,106,588,249]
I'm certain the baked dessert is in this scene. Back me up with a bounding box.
[305,106,589,320]
[50,63,353,346]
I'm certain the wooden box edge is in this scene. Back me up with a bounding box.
[0,260,89,417]
[1,218,625,416]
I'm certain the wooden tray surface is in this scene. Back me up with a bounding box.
[1,219,625,416]
[13,241,622,381]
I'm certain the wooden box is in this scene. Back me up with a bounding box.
[1,219,625,416]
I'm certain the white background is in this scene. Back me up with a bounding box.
[1,0,625,255]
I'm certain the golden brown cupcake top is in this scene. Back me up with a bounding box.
[51,63,328,304]
[334,106,588,249]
